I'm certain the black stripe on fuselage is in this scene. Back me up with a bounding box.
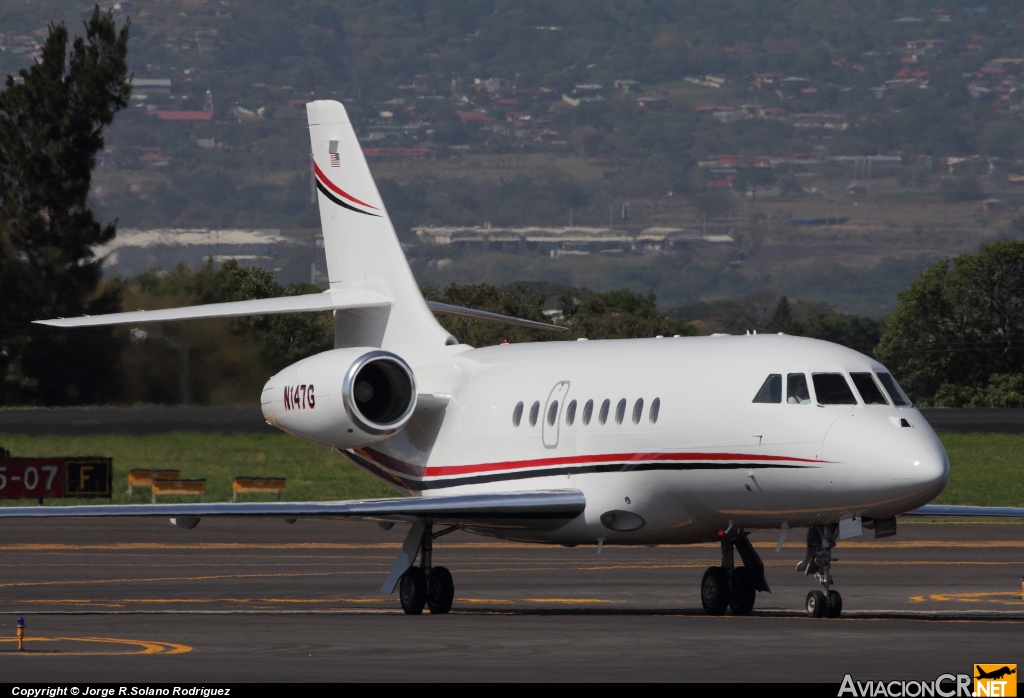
[345,451,814,494]
[315,179,380,217]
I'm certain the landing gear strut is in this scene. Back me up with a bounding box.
[797,524,843,618]
[396,523,457,615]
[700,533,770,616]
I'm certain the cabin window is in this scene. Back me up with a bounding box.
[512,401,524,427]
[547,400,559,426]
[632,398,644,425]
[812,373,857,405]
[876,372,912,406]
[582,399,594,425]
[753,374,782,403]
[566,399,577,426]
[850,373,889,405]
[529,401,540,427]
[649,398,660,424]
[599,399,610,425]
[615,398,627,425]
[787,374,811,405]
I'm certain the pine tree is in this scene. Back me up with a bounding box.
[0,8,130,404]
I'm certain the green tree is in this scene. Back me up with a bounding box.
[0,9,130,404]
[876,241,1024,406]
[119,261,333,404]
[422,282,554,346]
[422,283,697,346]
[798,311,882,358]
[558,288,697,340]
[765,295,795,334]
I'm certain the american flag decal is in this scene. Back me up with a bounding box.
[329,152,340,167]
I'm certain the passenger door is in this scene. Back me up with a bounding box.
[542,381,570,449]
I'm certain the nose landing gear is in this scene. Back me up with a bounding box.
[798,524,843,618]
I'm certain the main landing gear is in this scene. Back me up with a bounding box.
[396,523,457,615]
[700,533,771,616]
[797,524,843,618]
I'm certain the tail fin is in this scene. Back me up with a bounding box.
[306,100,453,359]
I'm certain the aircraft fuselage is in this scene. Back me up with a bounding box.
[265,333,949,546]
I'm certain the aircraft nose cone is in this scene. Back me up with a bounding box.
[821,410,949,510]
[902,423,949,502]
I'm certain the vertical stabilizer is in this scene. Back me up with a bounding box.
[306,100,453,359]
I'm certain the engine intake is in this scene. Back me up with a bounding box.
[261,347,417,448]
[343,351,416,434]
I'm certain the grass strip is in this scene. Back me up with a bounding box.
[0,430,1019,507]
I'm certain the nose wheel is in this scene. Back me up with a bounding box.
[798,524,843,618]
[805,589,842,618]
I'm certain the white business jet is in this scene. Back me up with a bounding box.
[4,101,1016,618]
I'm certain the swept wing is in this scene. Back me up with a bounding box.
[0,490,586,531]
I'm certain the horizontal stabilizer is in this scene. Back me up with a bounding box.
[0,489,586,531]
[34,289,391,328]
[903,504,1024,518]
[427,301,568,332]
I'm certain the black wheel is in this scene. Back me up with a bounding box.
[805,590,826,618]
[426,566,455,615]
[399,566,427,615]
[701,566,729,616]
[728,566,756,616]
[825,589,843,618]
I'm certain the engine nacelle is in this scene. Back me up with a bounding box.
[261,347,417,448]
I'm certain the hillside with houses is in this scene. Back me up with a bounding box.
[4,0,1024,313]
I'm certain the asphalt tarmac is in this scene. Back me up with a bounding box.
[0,517,1020,683]
[0,407,1020,683]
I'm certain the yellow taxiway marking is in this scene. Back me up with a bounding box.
[1,559,1020,593]
[0,543,398,552]
[4,597,615,608]
[0,571,338,589]
[459,598,617,605]
[0,636,191,655]
[1,540,1021,554]
[910,591,1024,605]
[8,597,385,606]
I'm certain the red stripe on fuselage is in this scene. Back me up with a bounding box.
[358,448,826,480]
[313,161,379,210]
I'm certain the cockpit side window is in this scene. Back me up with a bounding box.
[876,372,912,407]
[753,374,782,403]
[850,373,889,405]
[787,373,811,405]
[812,373,857,405]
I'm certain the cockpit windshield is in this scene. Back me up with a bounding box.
[752,374,782,403]
[876,372,912,406]
[812,373,857,405]
[850,372,889,405]
[787,373,811,404]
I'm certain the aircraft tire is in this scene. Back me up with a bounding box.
[825,590,842,618]
[400,566,427,615]
[728,566,756,615]
[426,566,455,615]
[701,566,729,616]
[805,590,827,618]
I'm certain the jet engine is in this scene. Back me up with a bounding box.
[261,347,417,448]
